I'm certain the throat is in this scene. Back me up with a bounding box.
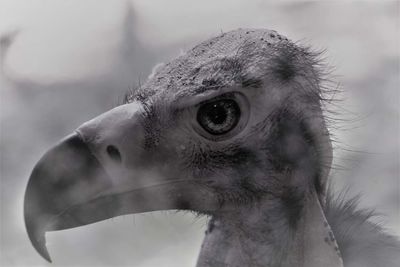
[196,193,344,267]
[197,197,301,267]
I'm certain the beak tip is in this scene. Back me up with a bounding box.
[29,232,52,263]
[25,211,52,263]
[23,132,88,263]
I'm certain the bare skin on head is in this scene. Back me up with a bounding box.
[24,29,400,267]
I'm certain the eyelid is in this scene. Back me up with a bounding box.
[172,86,242,109]
[194,92,237,107]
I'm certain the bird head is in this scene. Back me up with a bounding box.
[24,29,334,262]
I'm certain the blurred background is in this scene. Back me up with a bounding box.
[0,0,399,266]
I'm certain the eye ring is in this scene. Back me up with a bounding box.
[192,92,250,141]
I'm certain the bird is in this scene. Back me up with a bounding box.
[24,28,400,267]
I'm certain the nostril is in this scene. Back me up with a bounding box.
[106,145,122,163]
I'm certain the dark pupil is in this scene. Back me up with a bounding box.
[208,104,228,125]
[197,99,240,135]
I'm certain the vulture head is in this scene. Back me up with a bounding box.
[24,29,399,267]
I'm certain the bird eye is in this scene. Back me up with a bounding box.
[197,99,241,135]
[191,92,249,141]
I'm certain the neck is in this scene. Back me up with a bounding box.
[196,192,343,267]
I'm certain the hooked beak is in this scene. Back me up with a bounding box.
[24,102,216,262]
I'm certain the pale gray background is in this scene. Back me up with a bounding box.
[0,0,399,266]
